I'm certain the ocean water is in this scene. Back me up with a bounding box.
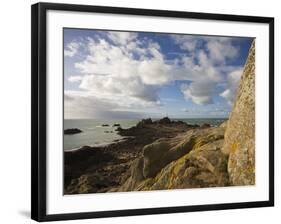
[64,118,227,151]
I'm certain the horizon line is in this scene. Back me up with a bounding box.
[64,117,229,120]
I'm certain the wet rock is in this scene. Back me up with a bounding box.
[112,123,121,127]
[64,128,82,135]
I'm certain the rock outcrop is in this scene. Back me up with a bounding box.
[64,128,82,135]
[64,118,198,194]
[116,126,228,192]
[222,40,255,185]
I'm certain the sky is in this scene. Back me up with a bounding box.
[64,28,253,119]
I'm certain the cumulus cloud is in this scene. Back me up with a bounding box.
[64,41,80,57]
[206,38,239,64]
[181,80,215,105]
[172,35,204,51]
[220,68,243,104]
[64,30,246,118]
[172,35,239,63]
[171,35,242,105]
[107,31,138,45]
[68,32,172,111]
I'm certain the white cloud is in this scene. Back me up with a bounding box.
[172,35,203,51]
[107,31,138,45]
[68,32,173,111]
[171,35,243,105]
[64,41,80,57]
[220,68,243,104]
[64,31,246,118]
[172,35,239,64]
[206,38,239,64]
[181,80,215,105]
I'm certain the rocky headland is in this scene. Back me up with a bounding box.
[64,40,255,194]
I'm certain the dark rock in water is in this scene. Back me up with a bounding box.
[101,124,109,127]
[201,123,211,128]
[158,117,171,124]
[104,130,113,133]
[116,117,197,141]
[112,123,121,127]
[64,128,82,135]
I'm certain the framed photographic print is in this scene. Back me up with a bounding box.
[31,2,274,222]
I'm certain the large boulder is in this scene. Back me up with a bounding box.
[117,125,227,192]
[137,139,229,191]
[222,40,255,185]
[142,139,176,178]
[142,126,225,178]
[117,157,145,192]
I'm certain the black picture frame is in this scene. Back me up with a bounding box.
[31,2,274,222]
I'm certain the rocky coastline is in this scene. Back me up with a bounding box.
[64,40,255,194]
[64,117,201,194]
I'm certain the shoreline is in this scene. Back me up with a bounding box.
[63,137,129,152]
[64,117,223,194]
[64,117,227,152]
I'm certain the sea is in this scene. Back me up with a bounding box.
[64,118,227,151]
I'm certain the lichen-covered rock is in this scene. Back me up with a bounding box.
[142,127,225,178]
[116,157,145,192]
[137,138,229,191]
[219,120,228,129]
[222,40,255,185]
[118,126,227,191]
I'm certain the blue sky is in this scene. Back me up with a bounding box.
[64,28,253,119]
